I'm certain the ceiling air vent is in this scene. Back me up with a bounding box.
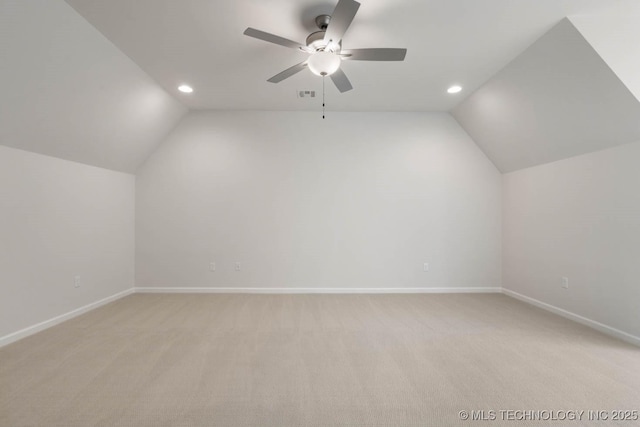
[297,90,316,98]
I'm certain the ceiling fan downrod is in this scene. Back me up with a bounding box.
[315,14,331,31]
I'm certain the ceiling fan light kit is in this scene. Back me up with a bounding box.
[243,0,407,93]
[308,51,341,76]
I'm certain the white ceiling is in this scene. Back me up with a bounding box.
[64,0,637,112]
[453,19,640,173]
[0,0,187,173]
[3,0,640,175]
[571,12,640,103]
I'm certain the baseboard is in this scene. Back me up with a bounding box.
[502,288,640,347]
[135,286,502,294]
[0,288,135,348]
[4,286,636,348]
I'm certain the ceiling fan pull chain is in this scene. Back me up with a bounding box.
[322,74,326,119]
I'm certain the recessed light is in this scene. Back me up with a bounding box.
[447,85,462,94]
[178,84,194,93]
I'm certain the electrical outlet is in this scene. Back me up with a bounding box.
[74,275,81,288]
[423,263,430,272]
[561,277,569,289]
[235,262,241,271]
[209,262,216,272]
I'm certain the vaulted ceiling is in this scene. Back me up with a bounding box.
[0,0,187,173]
[64,0,638,111]
[2,0,640,174]
[453,19,640,172]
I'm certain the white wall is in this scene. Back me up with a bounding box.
[0,146,135,339]
[0,0,187,173]
[503,141,640,339]
[136,111,501,290]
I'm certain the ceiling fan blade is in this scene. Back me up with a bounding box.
[244,28,309,51]
[330,68,353,93]
[267,61,308,83]
[340,48,407,61]
[323,0,361,47]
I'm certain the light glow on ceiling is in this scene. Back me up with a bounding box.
[178,84,194,93]
[447,85,462,94]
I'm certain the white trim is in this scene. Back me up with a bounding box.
[134,286,502,294]
[3,286,636,348]
[502,288,640,347]
[0,288,135,348]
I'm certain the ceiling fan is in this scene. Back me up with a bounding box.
[243,0,407,93]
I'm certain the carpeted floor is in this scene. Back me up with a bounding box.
[1,293,639,427]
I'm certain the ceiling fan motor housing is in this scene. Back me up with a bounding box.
[306,26,341,52]
[306,31,326,51]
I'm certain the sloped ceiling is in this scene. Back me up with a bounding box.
[63,0,632,111]
[0,0,187,173]
[453,19,640,173]
[571,12,640,103]
[3,1,640,174]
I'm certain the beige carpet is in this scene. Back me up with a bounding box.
[1,293,639,427]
